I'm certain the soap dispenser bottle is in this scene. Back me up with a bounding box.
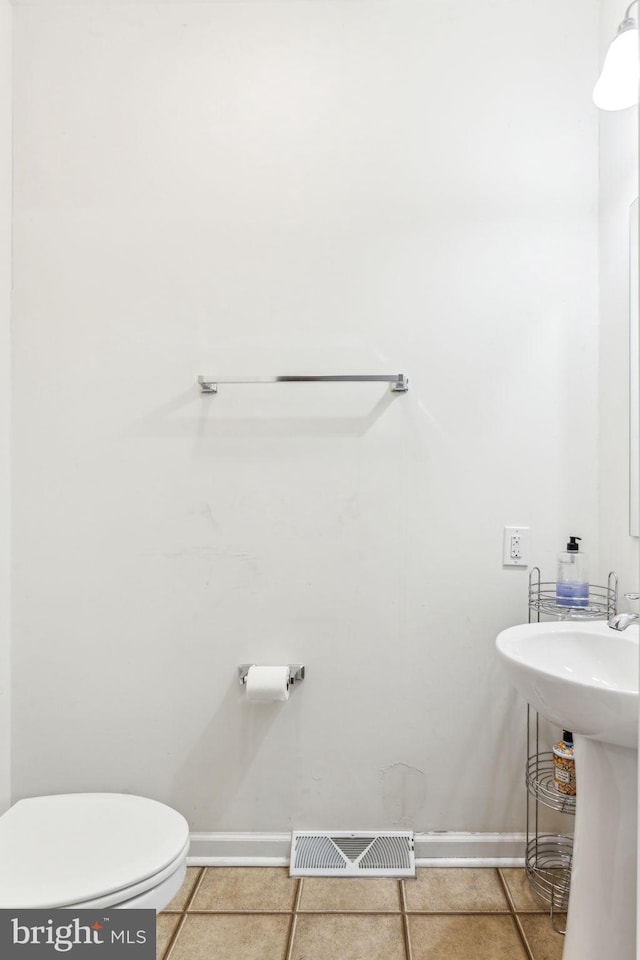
[556,536,589,608]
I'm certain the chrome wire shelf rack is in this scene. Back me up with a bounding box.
[526,753,576,815]
[525,834,573,920]
[525,567,617,937]
[525,705,574,936]
[528,568,618,621]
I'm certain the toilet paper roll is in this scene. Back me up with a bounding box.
[245,665,290,702]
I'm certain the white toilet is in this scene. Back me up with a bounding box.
[0,793,190,910]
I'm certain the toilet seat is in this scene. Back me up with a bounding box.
[0,793,190,909]
[68,838,190,909]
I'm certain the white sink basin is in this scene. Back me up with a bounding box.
[496,620,639,960]
[496,621,638,747]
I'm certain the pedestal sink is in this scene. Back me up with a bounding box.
[496,621,639,960]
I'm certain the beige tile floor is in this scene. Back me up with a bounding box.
[157,867,565,960]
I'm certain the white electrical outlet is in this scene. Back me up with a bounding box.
[503,526,529,566]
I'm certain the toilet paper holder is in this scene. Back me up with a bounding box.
[238,664,306,686]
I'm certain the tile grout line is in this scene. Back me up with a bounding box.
[402,909,515,916]
[162,867,206,960]
[166,907,539,916]
[399,879,414,960]
[184,866,207,912]
[161,913,187,960]
[283,877,304,960]
[511,913,537,960]
[495,868,516,915]
[184,908,298,915]
[496,868,535,960]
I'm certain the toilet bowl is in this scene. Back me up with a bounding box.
[0,793,190,911]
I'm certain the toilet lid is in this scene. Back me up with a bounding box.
[0,793,190,909]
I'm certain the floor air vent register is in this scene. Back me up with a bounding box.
[290,831,415,877]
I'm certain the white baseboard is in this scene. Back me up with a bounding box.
[186,831,526,868]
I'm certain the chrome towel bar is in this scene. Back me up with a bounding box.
[198,373,409,394]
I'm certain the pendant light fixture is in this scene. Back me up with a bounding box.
[593,1,639,111]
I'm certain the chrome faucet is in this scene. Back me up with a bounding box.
[609,612,639,631]
[608,593,640,631]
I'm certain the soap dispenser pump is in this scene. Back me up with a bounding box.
[556,536,589,608]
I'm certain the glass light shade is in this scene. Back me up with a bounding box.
[593,25,639,111]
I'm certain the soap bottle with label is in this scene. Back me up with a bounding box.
[553,731,576,796]
[556,536,589,608]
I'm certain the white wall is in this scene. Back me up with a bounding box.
[0,0,11,816]
[11,0,600,834]
[597,0,640,599]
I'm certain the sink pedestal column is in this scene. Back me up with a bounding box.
[563,736,637,960]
